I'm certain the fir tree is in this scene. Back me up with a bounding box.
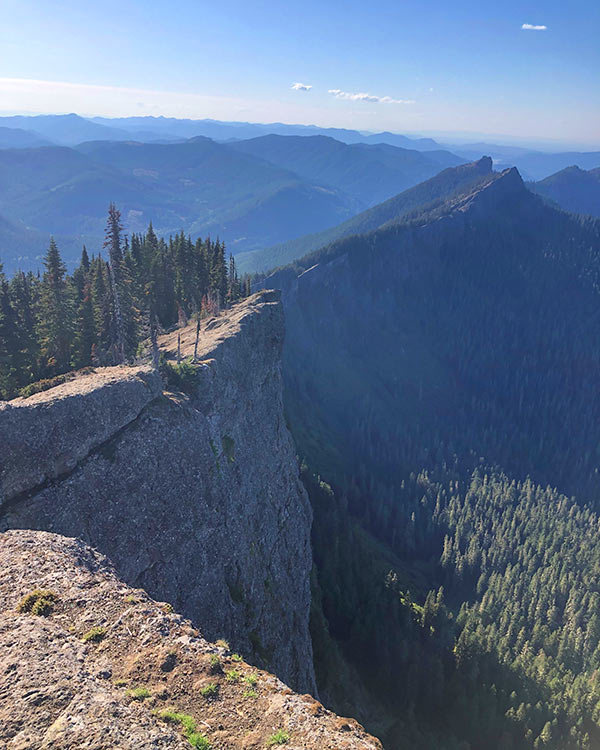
[37,239,74,375]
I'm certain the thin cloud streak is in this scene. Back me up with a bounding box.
[521,23,547,30]
[328,89,415,105]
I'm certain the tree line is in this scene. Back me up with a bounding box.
[0,203,250,399]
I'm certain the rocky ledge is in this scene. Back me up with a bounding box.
[0,529,381,750]
[0,291,315,693]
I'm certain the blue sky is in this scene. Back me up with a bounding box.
[1,0,598,145]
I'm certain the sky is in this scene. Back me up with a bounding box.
[0,0,599,147]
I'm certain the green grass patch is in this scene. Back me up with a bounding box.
[225,668,241,683]
[82,626,107,643]
[243,673,258,686]
[17,589,58,617]
[267,730,290,745]
[199,682,219,698]
[156,709,211,749]
[127,686,151,701]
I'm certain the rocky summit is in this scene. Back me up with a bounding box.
[0,528,381,750]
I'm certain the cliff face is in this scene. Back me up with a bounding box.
[0,529,381,750]
[0,290,316,694]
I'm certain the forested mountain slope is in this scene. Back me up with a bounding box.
[0,138,359,270]
[229,134,464,207]
[237,157,494,274]
[530,165,600,217]
[263,168,600,749]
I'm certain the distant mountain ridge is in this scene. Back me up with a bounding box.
[237,156,494,274]
[530,165,600,217]
[0,133,467,272]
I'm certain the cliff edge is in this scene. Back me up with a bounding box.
[0,290,315,693]
[0,529,381,749]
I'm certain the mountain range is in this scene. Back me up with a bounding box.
[260,163,600,748]
[0,132,464,272]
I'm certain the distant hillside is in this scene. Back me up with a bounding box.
[229,134,464,207]
[0,113,132,146]
[237,156,493,274]
[0,126,53,149]
[0,137,360,269]
[530,165,600,217]
[0,134,466,271]
[508,150,600,180]
[92,115,446,149]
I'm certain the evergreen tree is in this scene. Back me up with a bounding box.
[36,239,74,375]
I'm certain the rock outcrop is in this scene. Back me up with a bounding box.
[0,529,381,750]
[0,290,315,694]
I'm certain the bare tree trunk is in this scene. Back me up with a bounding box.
[177,331,181,365]
[193,318,200,362]
[150,312,159,370]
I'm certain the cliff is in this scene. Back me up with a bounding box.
[0,529,381,749]
[0,290,315,694]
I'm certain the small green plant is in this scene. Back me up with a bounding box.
[124,594,139,604]
[267,730,290,746]
[82,626,107,643]
[225,668,240,683]
[114,678,128,687]
[244,673,258,687]
[156,709,211,749]
[209,654,222,673]
[216,638,229,650]
[127,686,151,701]
[161,602,174,613]
[243,688,258,699]
[229,652,243,662]
[17,589,58,617]
[199,682,219,698]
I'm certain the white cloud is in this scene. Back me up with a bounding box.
[521,23,547,30]
[291,82,312,91]
[328,89,415,105]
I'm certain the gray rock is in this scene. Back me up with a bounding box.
[0,291,316,693]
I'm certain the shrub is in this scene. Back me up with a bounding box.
[267,730,290,746]
[199,682,219,698]
[127,686,151,701]
[18,367,95,398]
[163,359,199,394]
[209,654,222,674]
[243,689,258,699]
[17,589,58,617]
[225,668,240,683]
[244,673,258,687]
[229,652,243,662]
[82,626,107,643]
[216,639,229,650]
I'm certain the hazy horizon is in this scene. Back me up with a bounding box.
[1,0,598,147]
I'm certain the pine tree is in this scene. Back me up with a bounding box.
[104,203,127,362]
[37,239,74,375]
